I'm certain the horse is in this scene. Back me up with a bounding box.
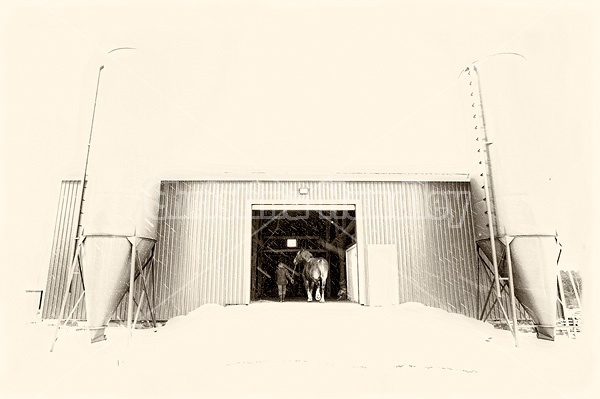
[293,249,329,303]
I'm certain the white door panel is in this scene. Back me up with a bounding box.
[366,244,399,306]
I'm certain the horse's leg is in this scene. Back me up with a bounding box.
[321,263,329,303]
[315,278,322,301]
[304,279,313,302]
[319,278,326,303]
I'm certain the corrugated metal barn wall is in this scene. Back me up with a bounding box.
[42,180,85,319]
[43,179,529,322]
[152,180,528,321]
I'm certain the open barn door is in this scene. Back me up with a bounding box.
[250,204,358,302]
[345,244,359,303]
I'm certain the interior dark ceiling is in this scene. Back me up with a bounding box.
[252,210,356,252]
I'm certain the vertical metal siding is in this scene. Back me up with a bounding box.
[450,184,475,316]
[400,183,414,302]
[42,181,84,319]
[152,180,492,320]
[44,178,530,323]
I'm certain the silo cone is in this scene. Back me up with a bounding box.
[466,58,559,340]
[508,237,559,340]
[81,236,155,342]
[80,181,160,343]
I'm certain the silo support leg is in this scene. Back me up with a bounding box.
[126,236,139,336]
[50,237,85,352]
[477,249,510,322]
[501,236,519,347]
[135,244,157,327]
[481,281,510,323]
[125,237,157,336]
[477,243,518,346]
[479,283,495,321]
[131,250,156,329]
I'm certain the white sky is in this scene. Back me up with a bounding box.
[1,0,598,298]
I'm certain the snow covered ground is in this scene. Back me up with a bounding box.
[1,301,596,399]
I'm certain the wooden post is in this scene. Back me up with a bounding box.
[325,212,331,297]
[257,266,271,279]
[257,243,264,299]
[338,215,347,295]
[251,218,258,301]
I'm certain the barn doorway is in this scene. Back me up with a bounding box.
[250,205,358,302]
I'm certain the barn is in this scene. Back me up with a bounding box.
[42,173,528,328]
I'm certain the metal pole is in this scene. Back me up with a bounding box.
[133,290,145,328]
[62,64,104,336]
[504,236,519,347]
[50,238,82,352]
[472,65,502,301]
[150,244,157,327]
[479,283,495,321]
[75,65,104,240]
[556,267,569,323]
[477,251,481,318]
[135,246,157,327]
[63,291,85,325]
[127,237,138,333]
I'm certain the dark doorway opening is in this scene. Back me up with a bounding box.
[250,208,357,302]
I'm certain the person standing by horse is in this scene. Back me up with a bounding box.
[276,262,294,302]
